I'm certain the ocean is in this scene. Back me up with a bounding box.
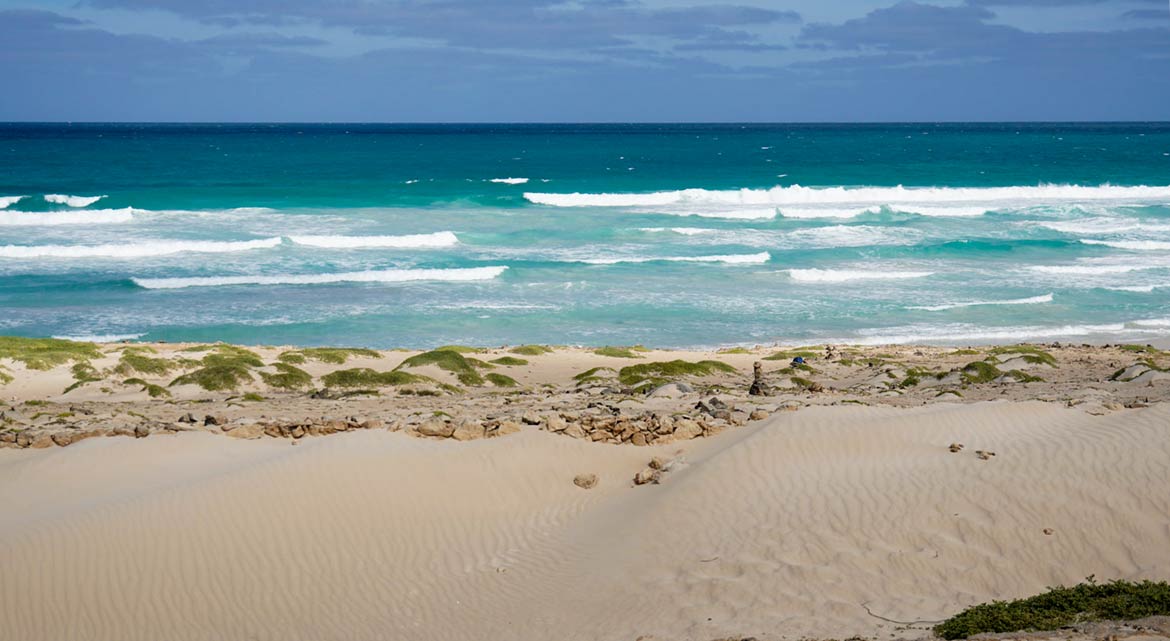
[1,122,1169,348]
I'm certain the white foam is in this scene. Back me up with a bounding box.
[888,205,990,217]
[578,252,770,265]
[0,237,282,259]
[786,269,933,283]
[51,333,145,343]
[639,227,715,235]
[1106,284,1165,293]
[524,183,1170,209]
[1027,264,1150,275]
[778,207,880,219]
[0,208,137,226]
[909,293,1054,312]
[0,196,25,209]
[1080,239,1170,251]
[843,322,1147,346]
[132,266,508,289]
[651,208,778,220]
[490,178,530,185]
[1033,218,1170,235]
[288,232,459,249]
[786,225,917,248]
[44,194,106,207]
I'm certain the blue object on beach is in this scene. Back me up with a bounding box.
[792,357,806,365]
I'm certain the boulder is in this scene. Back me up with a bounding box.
[493,420,523,437]
[203,414,227,427]
[749,409,769,421]
[451,420,485,441]
[630,432,649,446]
[573,474,599,490]
[416,420,455,438]
[672,418,702,440]
[546,415,568,432]
[225,423,264,439]
[521,411,543,426]
[30,433,54,449]
[563,423,588,439]
[633,468,661,485]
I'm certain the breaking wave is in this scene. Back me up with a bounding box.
[288,232,459,249]
[909,293,1054,312]
[0,208,137,226]
[0,238,283,259]
[577,252,770,265]
[786,269,934,283]
[132,266,509,289]
[44,194,106,207]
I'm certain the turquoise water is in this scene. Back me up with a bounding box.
[2,122,1169,348]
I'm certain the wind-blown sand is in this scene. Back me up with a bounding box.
[2,399,1169,640]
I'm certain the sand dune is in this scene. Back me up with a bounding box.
[2,402,1169,640]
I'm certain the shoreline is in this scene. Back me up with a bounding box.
[2,336,1169,640]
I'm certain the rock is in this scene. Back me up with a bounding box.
[416,419,455,438]
[630,432,649,446]
[225,423,264,439]
[654,414,675,434]
[564,423,588,439]
[1042,528,1054,536]
[15,432,32,448]
[707,397,728,410]
[673,418,702,440]
[546,415,568,432]
[134,424,151,438]
[493,420,523,437]
[573,474,599,489]
[203,414,227,426]
[778,400,802,412]
[749,409,769,421]
[633,468,661,485]
[975,449,996,460]
[360,419,384,430]
[30,433,54,449]
[648,457,670,471]
[649,382,693,399]
[948,443,964,453]
[451,420,485,441]
[521,411,542,426]
[748,361,770,396]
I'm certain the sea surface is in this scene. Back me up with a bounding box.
[2,122,1169,348]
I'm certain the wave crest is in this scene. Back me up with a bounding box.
[132,266,509,289]
[44,194,106,207]
[0,196,26,209]
[578,252,770,265]
[786,269,933,283]
[0,237,282,259]
[909,293,1054,312]
[0,208,137,226]
[288,232,459,249]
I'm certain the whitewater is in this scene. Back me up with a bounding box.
[2,122,1169,348]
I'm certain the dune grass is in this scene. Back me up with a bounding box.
[434,345,486,354]
[278,347,381,365]
[935,579,1170,640]
[0,336,102,370]
[485,372,519,387]
[762,349,819,362]
[260,362,314,390]
[321,368,433,388]
[114,347,174,376]
[396,349,484,386]
[510,345,554,356]
[63,362,104,393]
[594,346,646,359]
[123,377,171,398]
[490,356,528,366]
[618,360,736,387]
[989,345,1057,367]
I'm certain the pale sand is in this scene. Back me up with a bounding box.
[2,400,1169,640]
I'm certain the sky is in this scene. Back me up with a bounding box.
[0,0,1167,121]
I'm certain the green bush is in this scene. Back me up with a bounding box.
[279,347,381,364]
[321,368,432,388]
[114,348,174,376]
[935,579,1170,640]
[260,363,314,390]
[989,345,1057,367]
[960,361,1002,384]
[762,349,819,361]
[434,345,486,354]
[618,360,736,386]
[171,365,253,391]
[594,346,644,359]
[0,336,102,370]
[486,372,518,387]
[396,350,484,386]
[123,377,171,398]
[490,356,528,366]
[510,345,553,356]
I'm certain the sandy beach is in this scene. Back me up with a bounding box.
[2,339,1170,640]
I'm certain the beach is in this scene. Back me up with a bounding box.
[2,339,1170,640]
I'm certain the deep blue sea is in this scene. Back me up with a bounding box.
[2,122,1169,348]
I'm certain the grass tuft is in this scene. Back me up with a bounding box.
[0,336,102,370]
[396,350,484,386]
[617,360,736,387]
[490,356,528,366]
[279,347,381,364]
[934,579,1170,640]
[594,346,645,359]
[763,349,819,362]
[960,361,1002,384]
[989,345,1057,367]
[510,345,553,356]
[485,372,519,387]
[123,377,171,398]
[434,345,486,354]
[114,348,174,376]
[321,368,434,388]
[260,362,313,390]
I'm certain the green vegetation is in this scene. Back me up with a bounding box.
[260,363,313,390]
[465,357,496,370]
[123,377,171,398]
[949,348,982,356]
[510,345,553,356]
[617,360,736,387]
[434,345,486,354]
[0,336,102,370]
[321,368,435,389]
[1005,369,1044,383]
[279,347,381,365]
[790,376,820,391]
[489,356,528,366]
[717,347,753,354]
[936,390,963,398]
[762,349,819,361]
[114,347,174,376]
[1119,344,1162,354]
[934,579,1170,640]
[989,345,1057,367]
[396,349,484,386]
[960,361,1003,384]
[899,366,937,388]
[0,366,11,385]
[64,362,103,393]
[242,392,265,402]
[572,366,617,386]
[169,345,265,391]
[593,346,645,359]
[486,372,519,387]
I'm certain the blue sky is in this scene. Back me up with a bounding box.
[0,0,1167,121]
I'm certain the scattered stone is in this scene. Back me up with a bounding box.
[633,467,661,485]
[673,418,703,440]
[451,420,485,441]
[573,473,598,489]
[749,409,769,421]
[949,443,964,453]
[203,414,226,426]
[416,419,455,438]
[492,420,523,437]
[1043,528,1055,536]
[648,457,670,471]
[975,449,996,460]
[521,411,542,425]
[177,413,198,424]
